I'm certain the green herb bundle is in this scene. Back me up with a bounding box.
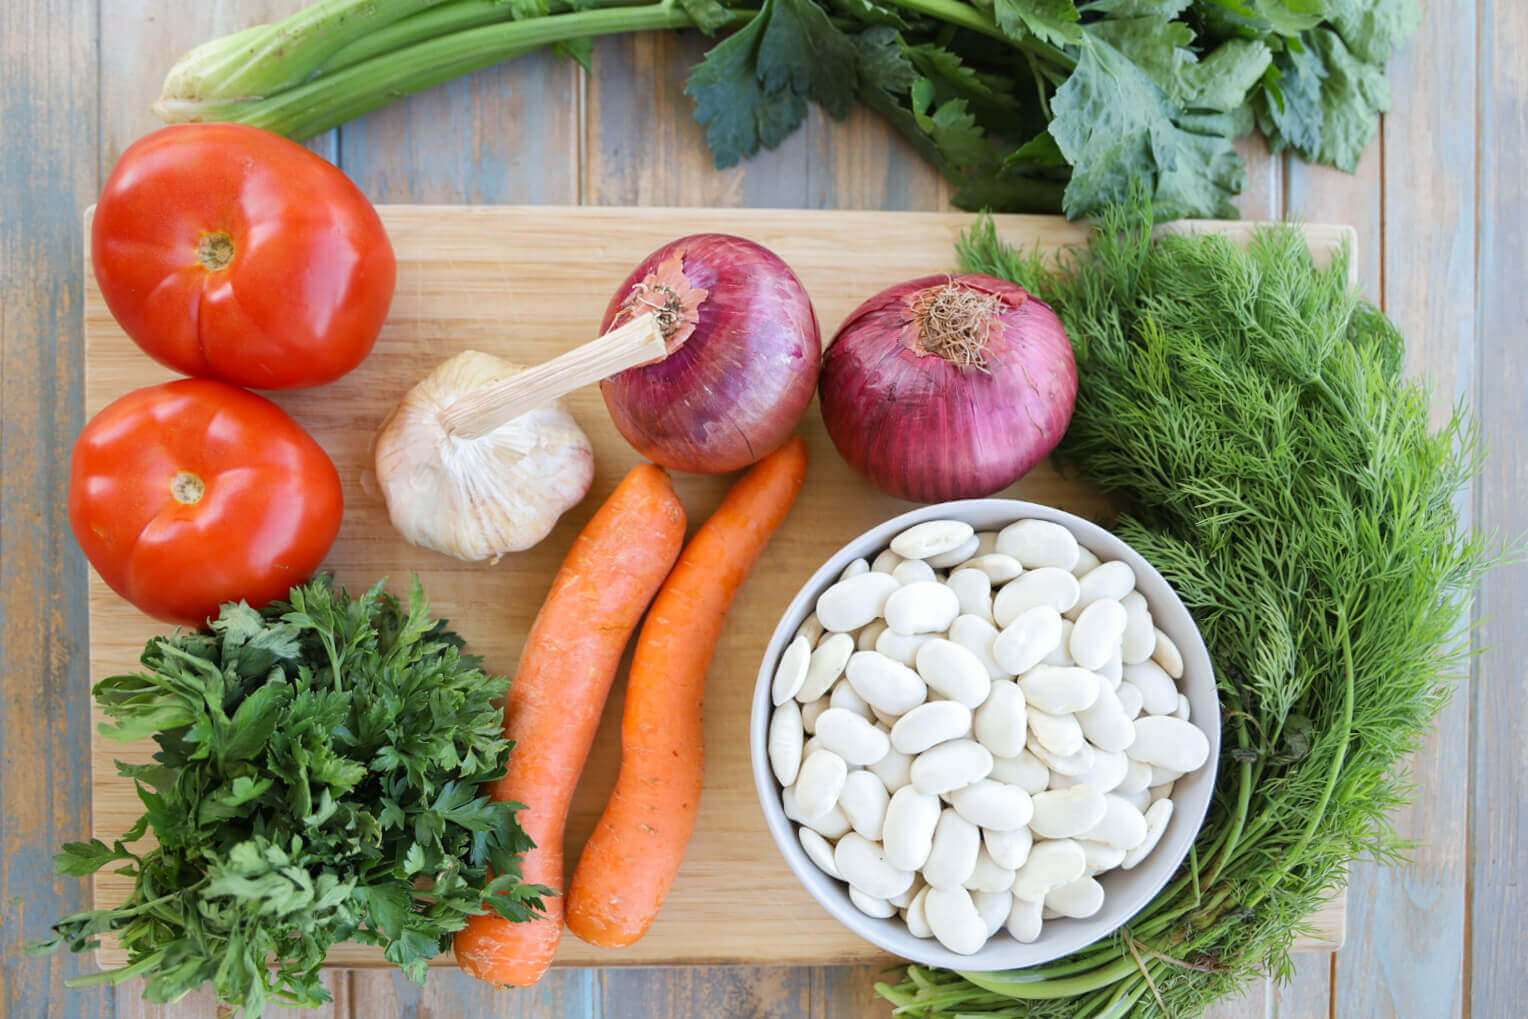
[152,0,1418,220]
[872,203,1490,1014]
[31,577,549,1016]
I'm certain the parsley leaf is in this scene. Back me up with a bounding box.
[31,577,550,1016]
[992,0,1084,46]
[1051,35,1244,218]
[686,0,860,167]
[1256,26,1390,171]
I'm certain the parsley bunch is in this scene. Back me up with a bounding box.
[155,0,1418,220]
[30,577,549,1016]
[871,199,1495,1014]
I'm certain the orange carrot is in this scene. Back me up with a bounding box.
[565,436,808,947]
[454,463,686,987]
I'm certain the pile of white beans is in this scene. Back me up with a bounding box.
[766,518,1211,956]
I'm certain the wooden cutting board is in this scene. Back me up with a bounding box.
[85,206,1349,969]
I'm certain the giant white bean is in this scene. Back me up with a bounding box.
[914,639,992,708]
[928,534,982,569]
[950,779,1033,831]
[974,531,1000,555]
[814,708,891,766]
[973,680,1028,758]
[1123,660,1179,715]
[885,581,961,635]
[871,548,904,574]
[996,519,1080,570]
[1027,708,1086,757]
[834,832,914,900]
[783,787,852,839]
[973,889,1012,938]
[1050,748,1128,794]
[1116,758,1154,795]
[1030,738,1094,776]
[891,700,973,755]
[946,568,993,623]
[1128,716,1210,772]
[868,746,914,790]
[1006,894,1044,943]
[838,770,890,841]
[798,827,841,879]
[794,749,849,819]
[989,749,1051,794]
[849,886,896,919]
[965,553,1024,584]
[1076,682,1136,753]
[1041,619,1076,666]
[1071,546,1102,578]
[857,619,888,652]
[798,632,854,702]
[816,572,899,633]
[829,678,874,720]
[801,694,830,734]
[875,627,933,667]
[1082,794,1148,850]
[1120,591,1155,664]
[891,519,974,560]
[772,634,811,705]
[1029,786,1108,839]
[1078,839,1126,874]
[1116,680,1144,720]
[965,846,1017,893]
[883,786,942,871]
[924,886,988,955]
[1074,560,1135,610]
[1173,694,1191,721]
[839,557,869,580]
[845,651,928,715]
[769,699,804,786]
[795,613,825,647]
[1152,627,1185,679]
[993,568,1081,626]
[993,606,1064,676]
[1122,798,1174,869]
[1019,665,1101,715]
[904,885,933,938]
[949,614,1006,680]
[910,739,993,795]
[923,809,981,889]
[892,558,937,586]
[1010,838,1087,901]
[1069,599,1127,671]
[983,824,1033,870]
[1097,650,1122,689]
[1044,876,1105,919]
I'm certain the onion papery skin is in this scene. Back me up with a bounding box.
[819,273,1077,503]
[600,234,821,474]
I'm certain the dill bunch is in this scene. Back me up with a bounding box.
[876,203,1490,1016]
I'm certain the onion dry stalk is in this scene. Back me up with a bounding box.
[873,198,1499,1016]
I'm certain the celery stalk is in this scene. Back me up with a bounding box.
[155,3,742,141]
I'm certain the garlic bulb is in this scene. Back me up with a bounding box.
[375,350,594,562]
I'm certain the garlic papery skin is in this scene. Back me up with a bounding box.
[375,350,594,562]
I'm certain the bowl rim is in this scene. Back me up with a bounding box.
[749,498,1220,971]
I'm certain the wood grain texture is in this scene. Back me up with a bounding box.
[81,206,1350,976]
[0,1,107,1017]
[1470,1,1527,1015]
[1329,4,1480,1016]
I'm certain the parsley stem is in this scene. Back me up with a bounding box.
[876,0,1076,71]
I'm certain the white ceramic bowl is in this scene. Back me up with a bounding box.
[749,499,1219,971]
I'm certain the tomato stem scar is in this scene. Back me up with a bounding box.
[196,231,235,271]
[171,471,206,505]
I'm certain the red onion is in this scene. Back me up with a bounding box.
[599,234,821,474]
[819,274,1077,503]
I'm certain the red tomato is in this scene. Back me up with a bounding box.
[69,379,344,626]
[91,124,395,390]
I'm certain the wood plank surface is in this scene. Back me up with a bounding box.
[1,0,1520,1015]
[84,206,1351,978]
[1470,1,1528,1015]
[1324,1,1481,1015]
[0,2,109,1018]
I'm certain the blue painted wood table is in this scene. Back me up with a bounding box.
[2,2,1523,1016]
